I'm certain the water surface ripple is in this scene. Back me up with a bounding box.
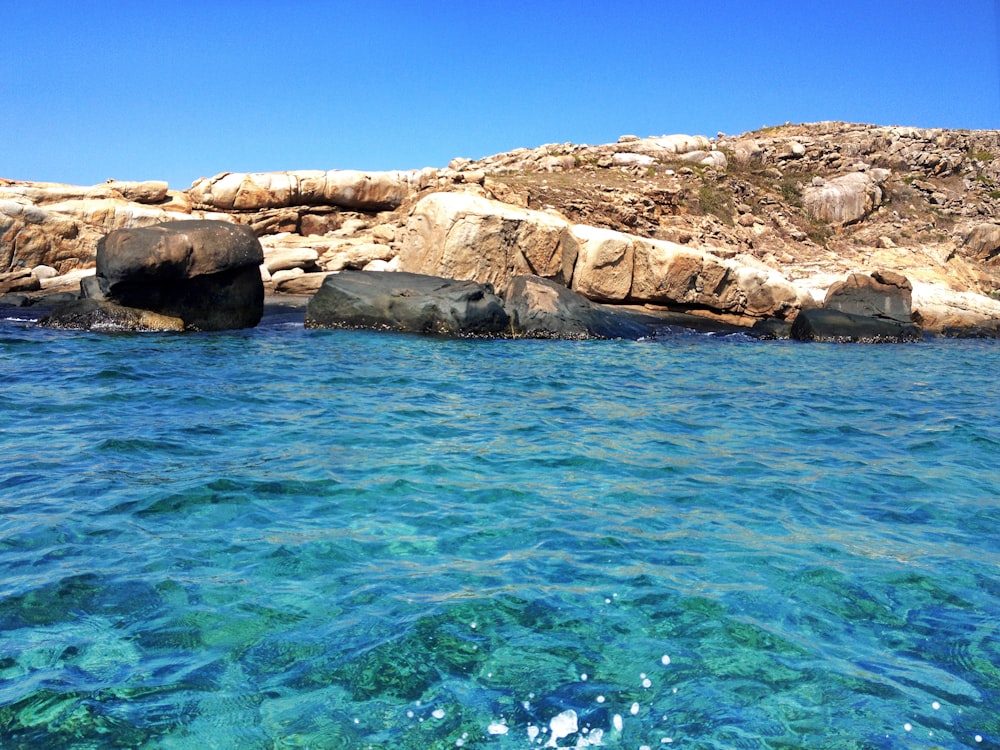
[1,319,998,748]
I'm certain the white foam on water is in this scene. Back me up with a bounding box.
[630,702,640,715]
[976,736,983,743]
[613,714,623,732]
[642,677,652,688]
[932,701,941,710]
[596,695,605,703]
[470,622,477,629]
[455,740,464,747]
[581,673,588,681]
[546,709,578,747]
[432,708,446,719]
[904,723,912,732]
[528,725,540,741]
[661,655,671,666]
[488,721,509,735]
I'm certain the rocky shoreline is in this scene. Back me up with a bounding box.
[4,121,1000,340]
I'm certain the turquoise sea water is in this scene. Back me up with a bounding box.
[1,311,999,749]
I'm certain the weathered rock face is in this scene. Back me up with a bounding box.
[6,121,1000,336]
[0,179,219,275]
[963,223,1000,263]
[824,271,913,323]
[504,275,651,339]
[187,169,439,212]
[790,308,921,343]
[628,239,802,318]
[802,170,889,226]
[399,192,802,321]
[95,220,264,330]
[570,224,635,301]
[397,192,579,293]
[0,269,41,294]
[305,271,510,336]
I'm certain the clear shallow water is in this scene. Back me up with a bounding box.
[1,313,999,749]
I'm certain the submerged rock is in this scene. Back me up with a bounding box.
[304,271,510,336]
[38,298,185,331]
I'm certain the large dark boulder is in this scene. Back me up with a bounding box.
[93,220,264,330]
[504,274,653,339]
[824,271,913,323]
[304,271,510,336]
[790,308,921,342]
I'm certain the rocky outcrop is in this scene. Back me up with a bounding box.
[0,179,222,275]
[187,169,441,212]
[398,192,803,321]
[504,275,651,339]
[823,271,913,322]
[803,170,889,226]
[0,269,41,294]
[5,122,1000,336]
[790,308,921,343]
[91,220,264,330]
[397,192,579,292]
[962,223,1000,263]
[304,271,510,336]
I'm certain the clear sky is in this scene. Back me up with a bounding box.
[3,0,999,189]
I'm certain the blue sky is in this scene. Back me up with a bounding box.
[3,1,998,189]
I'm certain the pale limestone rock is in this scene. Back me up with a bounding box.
[0,179,169,206]
[911,281,1000,331]
[263,247,319,274]
[630,238,799,317]
[41,267,95,293]
[32,264,57,280]
[802,171,888,226]
[187,169,436,212]
[963,223,1000,262]
[370,224,397,244]
[397,192,578,293]
[274,272,329,295]
[105,180,169,204]
[322,243,395,272]
[648,134,712,153]
[677,150,728,169]
[570,224,636,301]
[612,153,655,167]
[363,257,401,272]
